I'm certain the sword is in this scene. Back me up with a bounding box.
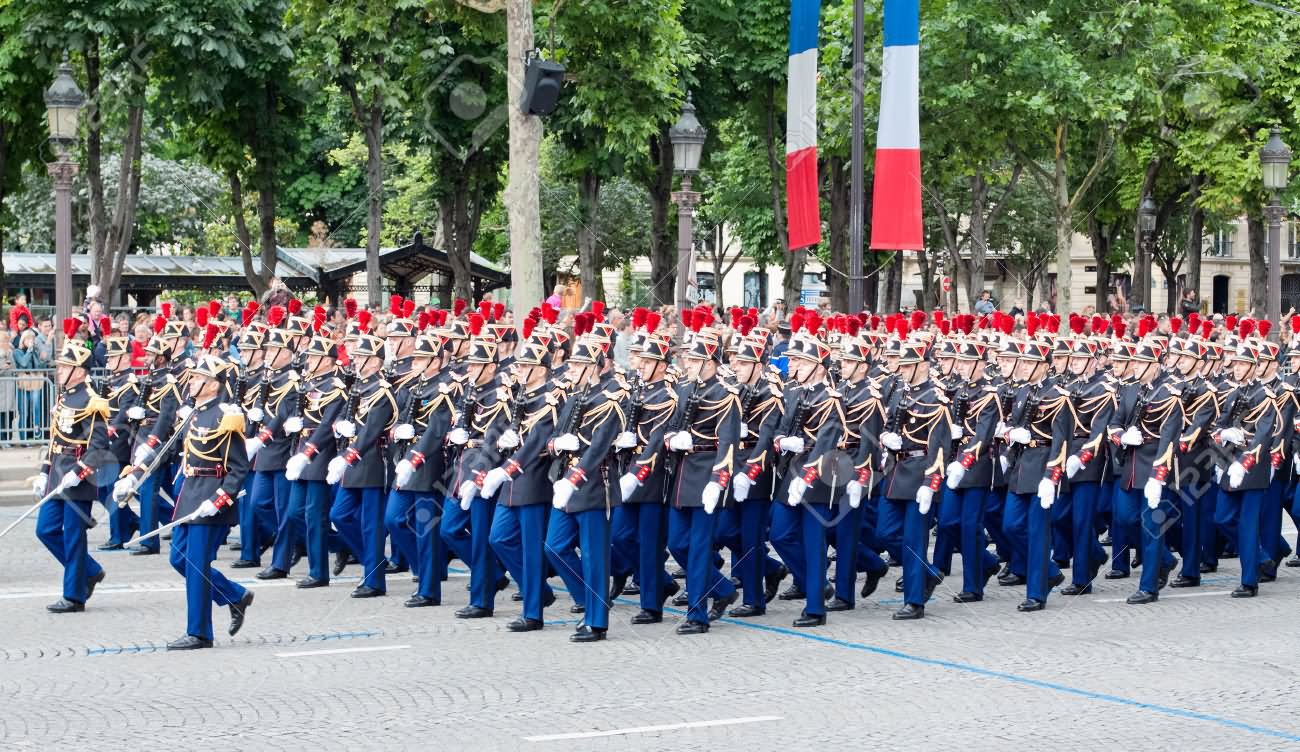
[0,478,78,540]
[123,489,247,548]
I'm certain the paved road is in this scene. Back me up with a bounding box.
[1,504,1298,751]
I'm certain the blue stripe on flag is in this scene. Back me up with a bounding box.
[883,0,919,47]
[789,0,821,56]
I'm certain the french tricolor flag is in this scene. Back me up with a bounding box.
[869,0,922,250]
[785,0,821,251]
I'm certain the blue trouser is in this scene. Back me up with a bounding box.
[769,501,806,592]
[944,486,996,595]
[985,486,1011,564]
[413,493,445,600]
[1115,485,1176,593]
[719,499,777,608]
[575,508,612,629]
[610,506,637,579]
[464,496,499,609]
[291,480,334,581]
[545,507,585,602]
[96,462,137,545]
[1006,491,1060,602]
[384,488,419,570]
[1216,486,1264,588]
[1051,488,1073,565]
[624,502,672,611]
[829,501,865,605]
[1109,479,1137,574]
[136,464,177,553]
[668,505,735,624]
[876,495,936,606]
[1286,482,1300,554]
[934,486,961,575]
[242,470,284,564]
[1068,481,1107,586]
[270,472,306,573]
[331,486,386,592]
[36,499,103,603]
[170,523,247,641]
[1177,476,1211,579]
[1263,476,1287,568]
[490,503,552,620]
[1002,490,1030,578]
[439,496,473,567]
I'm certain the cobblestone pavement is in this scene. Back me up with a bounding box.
[2,504,1299,751]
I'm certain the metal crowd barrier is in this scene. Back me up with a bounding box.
[0,367,112,448]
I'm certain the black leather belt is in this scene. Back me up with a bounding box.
[50,444,85,457]
[184,465,227,478]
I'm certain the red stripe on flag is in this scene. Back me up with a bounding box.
[869,148,922,250]
[787,147,821,250]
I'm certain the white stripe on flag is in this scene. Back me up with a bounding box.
[876,44,919,150]
[786,49,819,154]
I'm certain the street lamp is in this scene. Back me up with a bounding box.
[669,93,706,313]
[1261,126,1292,338]
[1138,196,1156,313]
[44,56,84,346]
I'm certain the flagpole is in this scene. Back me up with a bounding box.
[848,0,865,313]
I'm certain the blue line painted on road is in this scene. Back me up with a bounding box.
[86,645,164,656]
[599,591,1300,743]
[303,630,382,642]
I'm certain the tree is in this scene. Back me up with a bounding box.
[0,1,47,294]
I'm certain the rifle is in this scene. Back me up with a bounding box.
[1007,382,1042,466]
[548,380,593,482]
[336,374,362,456]
[119,395,198,508]
[446,377,479,470]
[617,375,646,473]
[774,384,811,480]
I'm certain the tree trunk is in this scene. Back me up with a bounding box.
[85,41,109,263]
[644,127,676,306]
[248,80,280,298]
[883,252,902,312]
[506,0,545,316]
[1186,174,1204,311]
[100,102,145,296]
[576,170,603,303]
[827,155,849,313]
[1088,216,1112,314]
[230,171,261,295]
[363,105,384,306]
[1248,213,1267,316]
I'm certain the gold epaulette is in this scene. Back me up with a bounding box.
[217,403,246,434]
[86,394,111,420]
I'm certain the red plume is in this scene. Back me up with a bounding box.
[203,323,218,349]
[740,315,757,336]
[478,300,492,322]
[845,317,860,337]
[730,307,743,329]
[1226,315,1237,331]
[469,313,485,336]
[591,300,605,322]
[541,303,558,325]
[390,294,403,316]
[939,320,951,335]
[242,307,256,327]
[153,315,167,335]
[493,303,505,322]
[313,305,326,321]
[99,316,112,337]
[1026,313,1039,338]
[978,315,990,330]
[1069,314,1085,335]
[62,317,80,339]
[1239,318,1255,339]
[268,306,285,328]
[1169,316,1182,335]
[1137,316,1155,339]
[246,301,260,317]
[632,307,648,329]
[1201,321,1213,338]
[336,343,348,366]
[1187,312,1199,332]
[344,298,358,319]
[910,310,926,330]
[896,320,910,339]
[748,307,759,320]
[357,309,372,333]
[196,308,209,328]
[790,312,805,334]
[207,300,221,319]
[417,311,430,331]
[1258,320,1272,339]
[287,298,302,316]
[454,298,468,317]
[522,318,536,340]
[932,310,944,325]
[645,311,661,333]
[1091,315,1106,335]
[1114,320,1127,339]
[1292,316,1300,335]
[161,303,173,319]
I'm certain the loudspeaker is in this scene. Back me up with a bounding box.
[521,56,565,116]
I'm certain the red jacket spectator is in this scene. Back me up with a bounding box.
[130,337,147,369]
[9,303,32,332]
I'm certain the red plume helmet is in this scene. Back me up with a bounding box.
[1292,316,1300,335]
[870,314,881,330]
[1026,313,1039,338]
[196,308,209,328]
[63,317,80,339]
[1114,319,1127,339]
[268,306,286,328]
[1202,320,1213,338]
[632,307,647,329]
[939,320,951,335]
[242,307,256,327]
[99,315,112,337]
[910,310,926,330]
[1137,316,1154,339]
[730,307,742,329]
[645,311,661,333]
[344,298,358,319]
[1187,312,1199,331]
[390,294,403,316]
[748,307,759,320]
[1258,320,1272,339]
[207,300,220,319]
[1239,318,1255,339]
[932,310,944,325]
[357,309,372,333]
[417,311,430,331]
[790,312,805,333]
[203,323,219,349]
[478,300,492,322]
[287,298,302,316]
[541,303,558,325]
[153,315,167,334]
[1169,316,1182,335]
[454,298,468,317]
[845,317,860,337]
[1091,315,1105,335]
[591,300,605,322]
[522,318,536,340]
[246,300,260,316]
[161,303,173,319]
[1226,315,1237,331]
[896,320,910,339]
[469,313,485,336]
[1070,314,1085,335]
[493,303,505,322]
[740,315,757,336]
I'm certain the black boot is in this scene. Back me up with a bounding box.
[229,559,259,569]
[608,574,629,605]
[1169,575,1200,588]
[793,611,826,627]
[455,605,493,618]
[228,591,254,636]
[46,598,85,613]
[631,609,663,624]
[708,592,738,621]
[87,570,105,600]
[778,584,805,601]
[1059,583,1092,596]
[507,617,544,632]
[891,603,924,620]
[255,567,287,580]
[405,595,440,607]
[1017,598,1045,612]
[296,576,328,589]
[1126,590,1158,605]
[727,603,765,618]
[952,591,983,603]
[860,569,884,599]
[570,625,607,642]
[166,634,213,650]
[675,620,709,635]
[350,585,385,598]
[825,596,854,612]
[1231,584,1258,598]
[764,565,789,604]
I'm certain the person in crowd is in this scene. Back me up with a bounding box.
[0,332,16,440]
[14,329,49,441]
[975,290,996,315]
[9,294,33,332]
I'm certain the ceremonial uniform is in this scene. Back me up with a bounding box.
[1057,360,1116,594]
[100,336,141,548]
[1171,339,1220,585]
[125,327,185,554]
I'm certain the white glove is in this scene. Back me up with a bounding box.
[326,456,348,484]
[995,421,1008,437]
[1144,477,1163,510]
[552,433,579,452]
[880,432,903,451]
[1228,461,1246,489]
[177,405,194,422]
[246,407,264,423]
[481,467,509,497]
[58,470,81,493]
[668,431,694,452]
[1214,465,1223,484]
[394,459,415,489]
[112,475,137,504]
[1120,426,1143,446]
[786,476,808,507]
[846,479,863,509]
[32,472,48,498]
[779,435,806,453]
[1008,427,1032,445]
[999,455,1009,474]
[916,486,934,515]
[495,428,520,450]
[950,424,964,441]
[619,472,640,500]
[1038,478,1056,509]
[285,452,309,481]
[334,420,356,439]
[196,499,220,518]
[283,416,304,434]
[458,480,477,510]
[1293,453,1300,475]
[702,481,722,514]
[394,423,416,441]
[552,479,575,510]
[1066,454,1083,479]
[740,424,750,438]
[945,461,965,490]
[126,405,146,421]
[1220,427,1245,446]
[245,437,264,459]
[132,444,154,468]
[613,430,637,449]
[732,473,753,502]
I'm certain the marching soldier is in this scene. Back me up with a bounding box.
[161,353,255,650]
[33,320,112,613]
[99,316,140,549]
[1168,325,1220,587]
[243,319,303,578]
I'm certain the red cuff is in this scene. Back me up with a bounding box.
[146,434,159,448]
[343,448,360,465]
[1154,465,1168,482]
[1178,441,1188,453]
[745,463,762,481]
[304,443,318,459]
[566,467,588,487]
[1049,467,1062,483]
[801,466,818,484]
[1242,454,1256,471]
[1079,449,1094,465]
[214,489,233,509]
[960,452,975,469]
[1111,433,1121,446]
[505,459,522,477]
[928,473,942,491]
[716,470,731,488]
[410,451,425,469]
[76,463,95,481]
[1272,452,1283,469]
[258,427,273,442]
[473,469,486,489]
[856,467,870,484]
[107,426,118,439]
[635,464,652,482]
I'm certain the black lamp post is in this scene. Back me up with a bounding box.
[1138,195,1157,313]
[669,94,706,313]
[44,57,85,344]
[1261,126,1292,338]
